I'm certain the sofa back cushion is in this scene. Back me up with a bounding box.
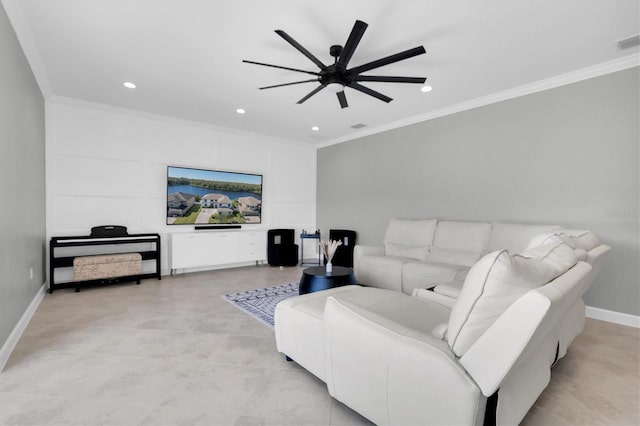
[433,221,492,252]
[383,219,437,261]
[487,222,562,254]
[447,239,577,357]
[426,221,491,266]
[426,247,481,268]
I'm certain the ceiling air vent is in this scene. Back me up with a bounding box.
[617,35,640,50]
[350,123,367,129]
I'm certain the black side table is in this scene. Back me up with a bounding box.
[300,232,321,266]
[298,266,357,295]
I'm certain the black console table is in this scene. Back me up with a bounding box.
[49,233,161,293]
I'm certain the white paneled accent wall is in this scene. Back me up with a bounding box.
[46,98,317,274]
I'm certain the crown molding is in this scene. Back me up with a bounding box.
[2,0,52,98]
[317,54,640,149]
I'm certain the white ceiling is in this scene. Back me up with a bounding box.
[3,0,639,145]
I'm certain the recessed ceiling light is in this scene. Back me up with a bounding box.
[311,126,319,131]
[421,85,432,93]
[236,108,246,114]
[123,82,136,89]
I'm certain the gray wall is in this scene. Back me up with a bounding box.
[0,5,46,350]
[318,67,639,316]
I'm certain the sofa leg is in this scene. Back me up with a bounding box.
[483,390,499,426]
[551,342,560,368]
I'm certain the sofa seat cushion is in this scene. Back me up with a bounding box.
[433,279,464,299]
[401,261,470,295]
[275,286,367,381]
[357,255,411,292]
[274,285,451,382]
[447,240,578,357]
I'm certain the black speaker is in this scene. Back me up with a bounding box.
[267,229,299,266]
[329,229,357,268]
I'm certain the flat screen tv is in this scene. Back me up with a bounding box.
[167,166,262,225]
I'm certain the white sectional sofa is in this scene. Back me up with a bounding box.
[354,219,600,295]
[274,219,610,425]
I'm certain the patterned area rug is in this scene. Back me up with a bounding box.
[221,282,299,328]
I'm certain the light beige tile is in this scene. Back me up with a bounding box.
[2,266,638,426]
[139,401,241,426]
[329,398,373,425]
[0,391,155,425]
[242,368,333,424]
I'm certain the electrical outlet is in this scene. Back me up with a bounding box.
[29,267,33,280]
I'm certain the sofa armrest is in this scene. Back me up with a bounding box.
[353,244,384,277]
[324,296,484,426]
[586,244,610,277]
[460,262,592,397]
[459,292,551,397]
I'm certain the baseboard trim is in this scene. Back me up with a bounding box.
[0,283,47,372]
[586,305,640,328]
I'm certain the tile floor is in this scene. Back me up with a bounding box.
[0,265,638,425]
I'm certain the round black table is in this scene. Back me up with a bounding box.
[298,266,357,295]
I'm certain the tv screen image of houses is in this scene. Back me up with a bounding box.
[167,166,262,225]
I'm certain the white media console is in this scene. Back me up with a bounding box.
[169,230,266,274]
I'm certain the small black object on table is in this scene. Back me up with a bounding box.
[298,266,357,295]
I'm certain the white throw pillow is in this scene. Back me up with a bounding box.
[447,240,577,357]
[384,243,428,261]
[560,229,601,251]
[526,232,561,249]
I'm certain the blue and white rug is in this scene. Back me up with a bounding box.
[221,282,299,328]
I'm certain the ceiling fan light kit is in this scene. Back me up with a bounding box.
[243,20,427,109]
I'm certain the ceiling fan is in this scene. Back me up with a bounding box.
[243,20,427,109]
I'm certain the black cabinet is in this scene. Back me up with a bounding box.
[329,229,357,268]
[267,229,298,266]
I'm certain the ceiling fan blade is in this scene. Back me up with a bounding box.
[337,20,368,68]
[355,75,426,84]
[349,46,426,75]
[275,30,328,70]
[337,91,348,109]
[243,60,320,76]
[297,84,326,104]
[348,82,392,103]
[259,79,319,90]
